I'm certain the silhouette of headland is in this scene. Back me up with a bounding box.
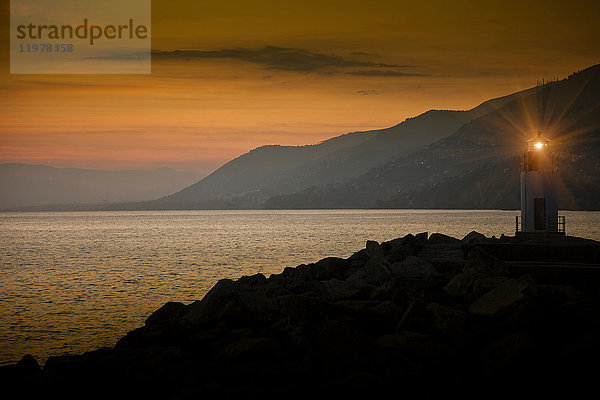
[2,232,600,399]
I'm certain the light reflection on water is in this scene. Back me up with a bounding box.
[1,209,599,365]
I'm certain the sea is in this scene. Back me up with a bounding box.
[1,209,600,366]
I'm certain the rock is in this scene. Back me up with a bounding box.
[427,233,461,244]
[182,278,277,325]
[0,354,41,383]
[372,300,401,316]
[310,320,372,379]
[10,231,600,399]
[275,295,329,337]
[415,232,428,244]
[472,276,511,297]
[385,243,415,263]
[16,354,41,374]
[347,249,370,267]
[145,301,186,328]
[270,296,329,348]
[218,337,282,361]
[390,256,439,279]
[323,279,363,301]
[310,257,354,281]
[444,247,505,297]
[366,240,385,258]
[426,302,467,337]
[538,284,583,306]
[347,257,392,287]
[237,273,267,286]
[43,354,86,378]
[464,246,505,274]
[334,300,381,313]
[381,234,425,262]
[468,275,537,316]
[462,230,487,243]
[346,257,394,299]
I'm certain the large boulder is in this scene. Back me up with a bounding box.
[323,278,363,301]
[390,256,440,279]
[468,275,537,316]
[426,302,467,337]
[310,257,354,281]
[16,354,41,374]
[427,233,461,244]
[347,257,392,287]
[444,247,505,297]
[309,319,373,379]
[462,231,487,244]
[218,337,282,362]
[346,257,394,299]
[181,277,278,325]
[145,301,186,328]
[366,240,385,258]
[381,234,425,263]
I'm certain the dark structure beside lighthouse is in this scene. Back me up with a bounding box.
[517,130,565,234]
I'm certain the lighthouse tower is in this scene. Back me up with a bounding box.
[518,131,564,234]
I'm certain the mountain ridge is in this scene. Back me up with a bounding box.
[265,64,600,210]
[7,64,599,211]
[0,164,201,210]
[157,80,541,208]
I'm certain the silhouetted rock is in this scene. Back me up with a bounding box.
[16,354,40,374]
[426,302,467,337]
[182,277,278,325]
[468,275,537,316]
[218,337,282,362]
[462,230,487,243]
[365,240,385,258]
[444,246,505,297]
[7,231,600,398]
[390,256,439,279]
[427,233,462,244]
[145,301,186,328]
[346,257,394,299]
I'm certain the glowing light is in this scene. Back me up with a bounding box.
[535,142,544,150]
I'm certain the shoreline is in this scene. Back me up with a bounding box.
[2,231,600,398]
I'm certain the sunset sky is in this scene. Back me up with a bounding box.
[1,0,599,175]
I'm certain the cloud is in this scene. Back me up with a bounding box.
[346,69,428,77]
[152,46,420,74]
[356,89,378,95]
[352,51,379,57]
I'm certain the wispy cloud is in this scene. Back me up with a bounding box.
[152,46,422,76]
[346,69,428,77]
[356,89,378,95]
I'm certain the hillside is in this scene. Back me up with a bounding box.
[265,65,600,210]
[155,87,534,208]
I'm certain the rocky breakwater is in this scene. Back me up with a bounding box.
[2,232,600,399]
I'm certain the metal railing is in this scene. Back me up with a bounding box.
[558,215,566,233]
[515,215,565,234]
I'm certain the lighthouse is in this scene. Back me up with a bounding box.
[517,131,565,234]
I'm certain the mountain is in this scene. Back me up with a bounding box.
[155,84,536,209]
[265,64,600,210]
[0,164,201,210]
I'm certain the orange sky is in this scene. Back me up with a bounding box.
[1,0,599,174]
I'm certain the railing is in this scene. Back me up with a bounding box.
[515,215,565,234]
[558,215,566,233]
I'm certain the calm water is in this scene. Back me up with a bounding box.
[1,209,599,366]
